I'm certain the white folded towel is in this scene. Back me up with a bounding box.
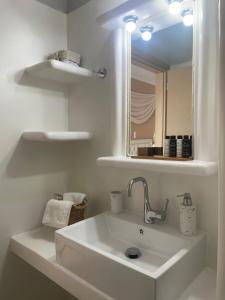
[63,192,87,205]
[42,199,73,229]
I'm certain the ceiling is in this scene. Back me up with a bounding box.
[38,0,193,67]
[37,0,91,13]
[67,0,91,12]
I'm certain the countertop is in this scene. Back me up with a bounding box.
[10,226,216,300]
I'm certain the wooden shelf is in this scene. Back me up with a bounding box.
[26,59,93,84]
[22,131,93,142]
[97,156,217,176]
[132,156,193,161]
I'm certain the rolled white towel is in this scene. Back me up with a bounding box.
[63,192,87,205]
[42,199,73,229]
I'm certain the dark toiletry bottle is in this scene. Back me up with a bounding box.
[169,135,177,157]
[182,135,191,158]
[189,135,193,158]
[164,136,170,157]
[154,147,163,156]
[177,135,183,158]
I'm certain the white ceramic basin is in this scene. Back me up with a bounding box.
[55,212,206,300]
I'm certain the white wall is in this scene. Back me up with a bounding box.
[67,0,218,269]
[0,1,75,299]
[37,0,68,13]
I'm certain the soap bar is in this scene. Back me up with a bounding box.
[137,147,149,156]
[137,147,163,157]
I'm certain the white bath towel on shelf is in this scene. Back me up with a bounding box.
[63,192,87,205]
[42,199,73,229]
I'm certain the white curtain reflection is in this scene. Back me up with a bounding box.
[131,92,155,124]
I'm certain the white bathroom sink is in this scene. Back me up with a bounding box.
[55,212,206,300]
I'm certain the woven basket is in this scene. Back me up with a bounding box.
[53,193,88,225]
[68,199,88,225]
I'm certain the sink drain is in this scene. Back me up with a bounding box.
[125,247,142,259]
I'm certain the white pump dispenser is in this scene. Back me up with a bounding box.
[177,193,197,236]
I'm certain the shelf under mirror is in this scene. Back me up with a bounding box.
[97,156,217,176]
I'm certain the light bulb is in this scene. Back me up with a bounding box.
[142,31,152,41]
[168,0,182,15]
[125,21,137,33]
[123,15,138,33]
[140,25,154,42]
[182,9,194,27]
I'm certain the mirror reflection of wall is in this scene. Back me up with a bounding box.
[129,19,193,158]
[166,64,192,136]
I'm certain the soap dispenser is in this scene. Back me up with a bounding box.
[177,193,197,236]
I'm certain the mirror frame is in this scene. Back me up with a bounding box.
[111,0,218,163]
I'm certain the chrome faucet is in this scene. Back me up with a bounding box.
[127,177,169,224]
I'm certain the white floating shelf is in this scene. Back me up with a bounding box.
[22,131,93,142]
[26,59,93,83]
[97,156,217,176]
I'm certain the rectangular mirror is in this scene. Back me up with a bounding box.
[128,15,193,160]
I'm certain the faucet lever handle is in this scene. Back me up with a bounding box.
[147,211,162,220]
[163,199,169,212]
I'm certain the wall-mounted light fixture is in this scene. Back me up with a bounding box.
[122,1,193,37]
[182,8,194,26]
[123,15,138,33]
[140,25,154,41]
[168,0,183,15]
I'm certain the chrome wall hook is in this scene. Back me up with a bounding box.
[93,68,107,79]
